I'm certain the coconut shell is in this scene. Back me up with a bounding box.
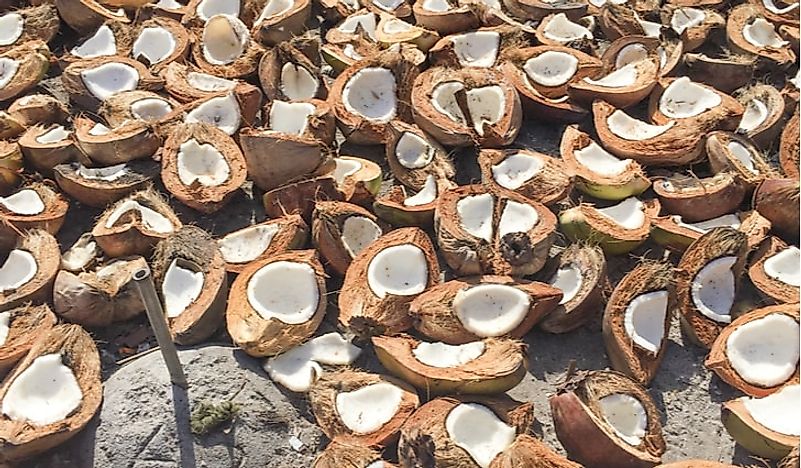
[569,59,659,109]
[54,160,159,208]
[736,84,787,149]
[311,201,384,276]
[780,445,800,468]
[320,41,383,74]
[651,210,771,253]
[97,90,180,128]
[310,370,419,447]
[504,45,602,100]
[0,41,51,103]
[313,441,394,468]
[333,156,382,206]
[653,172,746,222]
[559,198,660,255]
[504,0,586,20]
[0,324,102,462]
[325,9,379,44]
[676,227,748,349]
[53,256,147,328]
[410,276,562,344]
[258,43,327,101]
[598,3,648,40]
[61,56,164,110]
[705,303,799,397]
[648,78,744,129]
[73,117,160,166]
[667,7,725,51]
[753,178,800,243]
[0,113,25,141]
[0,142,21,196]
[59,20,133,65]
[0,184,68,250]
[7,95,68,128]
[538,244,607,334]
[748,237,800,303]
[550,370,666,468]
[427,26,512,68]
[372,184,441,228]
[722,388,798,460]
[189,22,264,80]
[55,0,130,35]
[161,62,263,107]
[217,214,308,273]
[17,124,84,175]
[779,109,799,179]
[726,4,796,67]
[339,227,440,336]
[0,304,56,376]
[412,1,479,35]
[252,0,312,46]
[0,6,59,54]
[479,148,574,205]
[502,60,591,123]
[373,334,527,395]
[385,120,454,191]
[226,249,326,356]
[262,176,343,222]
[130,17,191,73]
[684,52,756,94]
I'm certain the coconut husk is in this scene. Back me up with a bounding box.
[748,237,800,303]
[333,156,382,206]
[313,441,394,468]
[427,26,514,68]
[676,227,748,349]
[597,3,647,40]
[412,1,479,35]
[648,78,744,128]
[226,249,326,356]
[0,184,68,250]
[410,275,562,344]
[52,256,147,328]
[753,178,800,245]
[376,16,440,55]
[0,5,59,54]
[7,94,68,128]
[0,232,61,311]
[0,304,56,376]
[501,60,591,123]
[339,227,440,336]
[0,113,25,141]
[0,41,51,103]
[188,20,264,79]
[97,90,179,128]
[311,200,384,276]
[385,120,454,191]
[262,176,343,222]
[0,142,22,196]
[569,58,660,109]
[684,52,756,94]
[17,124,84,175]
[53,160,159,208]
[250,0,312,46]
[59,21,133,65]
[550,370,666,468]
[706,132,778,187]
[130,17,191,73]
[664,7,725,51]
[603,261,675,385]
[310,370,419,447]
[538,244,607,334]
[372,183,446,228]
[722,386,798,460]
[780,445,800,468]
[161,62,263,109]
[479,148,574,205]
[652,210,771,253]
[735,84,786,150]
[559,198,660,255]
[217,214,308,273]
[726,4,796,67]
[373,334,527,395]
[504,45,602,100]
[258,43,327,101]
[61,56,164,110]
[779,109,799,178]
[55,0,130,34]
[653,172,746,222]
[91,188,182,257]
[73,117,160,166]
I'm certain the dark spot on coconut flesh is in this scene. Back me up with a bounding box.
[500,232,534,266]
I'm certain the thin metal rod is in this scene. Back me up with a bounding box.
[133,267,187,388]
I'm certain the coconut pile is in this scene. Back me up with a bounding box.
[0,0,799,465]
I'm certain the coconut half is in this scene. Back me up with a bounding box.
[191,14,263,79]
[684,50,756,94]
[648,77,744,128]
[559,197,660,255]
[479,148,573,205]
[252,0,312,46]
[73,117,160,169]
[17,124,84,175]
[7,94,68,128]
[66,22,129,61]
[372,178,451,228]
[749,237,800,304]
[411,0,479,35]
[0,304,56,376]
[60,233,101,273]
[376,15,440,51]
[130,17,190,72]
[653,172,746,223]
[779,110,799,178]
[0,141,22,195]
[226,249,326,356]
[331,156,382,205]
[0,184,69,250]
[736,84,786,149]
[54,160,158,208]
[61,56,163,109]
[161,62,262,112]
[0,6,59,54]
[385,120,455,191]
[312,201,384,275]
[652,210,771,253]
[536,13,593,45]
[569,58,659,109]
[0,231,59,313]
[706,131,778,187]
[428,29,502,68]
[727,5,796,66]
[258,42,326,102]
[313,441,395,468]
[262,176,344,222]
[753,178,800,245]
[310,370,419,446]
[217,215,308,273]
[0,41,50,103]
[98,90,178,128]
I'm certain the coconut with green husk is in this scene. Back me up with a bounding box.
[0,184,68,249]
[258,42,327,101]
[189,14,264,79]
[251,0,312,46]
[647,77,745,130]
[653,172,746,223]
[560,125,650,201]
[550,369,666,468]
[0,142,22,194]
[331,156,382,205]
[410,275,562,344]
[0,41,51,103]
[7,94,68,128]
[651,210,771,253]
[735,83,786,149]
[726,4,796,67]
[162,62,263,108]
[373,177,453,227]
[98,90,179,128]
[73,117,160,167]
[559,197,660,255]
[0,303,56,375]
[539,243,607,333]
[385,120,454,191]
[752,178,800,244]
[226,249,326,356]
[54,160,159,208]
[338,227,440,336]
[17,123,85,174]
[705,303,799,398]
[262,175,343,221]
[676,227,748,349]
[478,148,573,205]
[372,334,527,394]
[52,256,147,328]
[91,188,182,257]
[749,237,800,304]
[129,16,191,73]
[0,5,60,53]
[313,441,396,468]
[311,200,385,275]
[0,324,101,462]
[779,110,798,179]
[61,56,163,109]
[217,215,308,273]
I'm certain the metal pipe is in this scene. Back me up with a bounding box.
[133,266,187,388]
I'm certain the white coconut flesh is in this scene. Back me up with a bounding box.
[185,93,242,135]
[395,132,434,169]
[742,384,801,436]
[0,189,45,215]
[0,250,37,293]
[269,101,315,135]
[196,0,240,22]
[80,63,140,101]
[413,340,485,368]
[431,82,505,135]
[743,18,788,48]
[187,72,235,92]
[671,8,705,34]
[763,247,801,287]
[0,13,23,47]
[1,353,83,427]
[0,58,20,90]
[636,14,662,38]
[77,163,129,182]
[161,259,204,318]
[422,0,451,11]
[338,13,378,41]
[549,263,582,305]
[726,141,759,174]
[218,224,280,264]
[335,383,404,434]
[342,67,397,123]
[35,125,70,145]
[574,142,631,177]
[763,0,799,14]
[498,201,538,238]
[333,158,362,186]
[0,311,10,346]
[280,63,319,101]
[738,99,769,132]
[155,0,184,9]
[583,63,639,88]
[543,13,593,42]
[265,332,361,392]
[445,403,516,468]
[247,261,319,323]
[203,15,249,65]
[88,122,111,136]
[658,77,722,119]
[71,25,117,58]
[491,153,544,190]
[451,32,500,68]
[523,51,579,88]
[453,284,530,337]
[404,174,438,207]
[589,0,626,7]
[256,0,294,25]
[691,256,737,323]
[456,193,494,241]
[381,19,415,35]
[366,244,428,299]
[673,214,742,234]
[725,313,799,387]
[373,0,404,12]
[596,197,645,230]
[624,290,668,354]
[341,216,382,258]
[366,462,385,468]
[129,99,172,123]
[132,27,176,65]
[105,200,175,233]
[615,44,648,69]
[61,237,98,271]
[607,110,675,140]
[176,138,230,187]
[343,44,364,61]
[598,394,648,446]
